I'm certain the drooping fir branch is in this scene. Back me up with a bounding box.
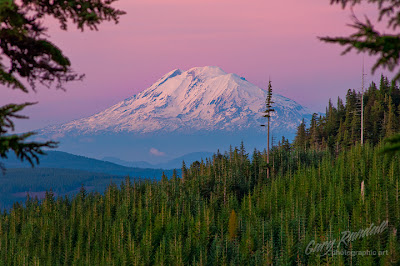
[321,1,400,82]
[0,103,58,173]
[320,16,400,81]
[0,0,126,92]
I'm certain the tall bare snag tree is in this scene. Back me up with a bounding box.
[261,80,274,179]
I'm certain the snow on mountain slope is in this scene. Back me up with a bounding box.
[41,66,312,136]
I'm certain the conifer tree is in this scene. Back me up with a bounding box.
[294,119,308,151]
[385,96,397,137]
[0,103,57,172]
[161,172,168,184]
[261,80,274,179]
[228,210,238,241]
[181,161,187,182]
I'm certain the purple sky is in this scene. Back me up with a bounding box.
[1,0,392,132]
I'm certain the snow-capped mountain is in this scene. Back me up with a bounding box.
[41,66,311,136]
[37,66,314,163]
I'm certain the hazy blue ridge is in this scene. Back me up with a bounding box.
[1,151,177,177]
[103,151,214,169]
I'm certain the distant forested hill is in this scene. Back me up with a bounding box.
[0,143,398,264]
[103,151,214,169]
[0,151,180,209]
[0,168,127,210]
[2,150,178,177]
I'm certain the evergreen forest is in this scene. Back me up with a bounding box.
[0,76,400,265]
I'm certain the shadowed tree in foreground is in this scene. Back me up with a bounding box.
[321,0,400,81]
[0,0,125,171]
[0,103,57,173]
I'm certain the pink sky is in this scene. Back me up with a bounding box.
[0,0,392,132]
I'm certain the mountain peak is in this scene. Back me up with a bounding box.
[40,66,312,136]
[186,66,226,78]
[156,68,183,86]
